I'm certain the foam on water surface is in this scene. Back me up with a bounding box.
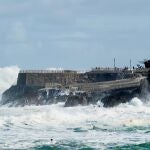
[0,98,150,149]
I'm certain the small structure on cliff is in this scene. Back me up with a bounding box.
[144,60,150,68]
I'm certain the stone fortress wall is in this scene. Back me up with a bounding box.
[17,70,79,87]
[17,68,139,88]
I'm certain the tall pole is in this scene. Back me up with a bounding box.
[114,58,116,70]
[130,59,132,70]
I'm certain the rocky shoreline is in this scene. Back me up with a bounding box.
[1,60,150,107]
[1,76,148,107]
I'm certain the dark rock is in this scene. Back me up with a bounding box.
[65,95,88,107]
[1,85,68,106]
[101,87,141,107]
[1,85,41,106]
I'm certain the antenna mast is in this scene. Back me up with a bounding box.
[114,58,116,69]
[130,59,132,70]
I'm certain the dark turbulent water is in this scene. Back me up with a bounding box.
[0,98,150,150]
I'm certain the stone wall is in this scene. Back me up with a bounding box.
[17,72,80,87]
[17,73,27,85]
[17,70,138,87]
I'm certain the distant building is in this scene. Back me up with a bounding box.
[144,60,150,68]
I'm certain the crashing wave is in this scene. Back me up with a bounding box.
[0,66,19,100]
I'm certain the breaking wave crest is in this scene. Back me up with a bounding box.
[0,66,19,99]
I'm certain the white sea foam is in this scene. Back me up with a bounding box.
[0,99,150,149]
[129,97,143,106]
[0,66,20,99]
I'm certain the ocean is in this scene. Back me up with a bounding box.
[0,67,150,150]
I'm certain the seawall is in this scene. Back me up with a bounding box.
[17,70,79,87]
[17,69,135,88]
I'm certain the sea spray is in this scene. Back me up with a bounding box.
[0,66,19,100]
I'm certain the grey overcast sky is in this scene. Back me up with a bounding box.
[0,0,150,69]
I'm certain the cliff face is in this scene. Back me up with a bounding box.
[64,77,145,107]
[1,85,42,106]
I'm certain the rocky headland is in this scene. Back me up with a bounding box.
[1,61,150,107]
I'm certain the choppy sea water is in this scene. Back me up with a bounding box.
[0,98,150,150]
[0,66,150,149]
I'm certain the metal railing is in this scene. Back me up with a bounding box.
[20,70,89,74]
[19,68,150,74]
[20,70,65,73]
[91,67,128,72]
[19,68,124,74]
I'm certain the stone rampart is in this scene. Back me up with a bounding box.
[17,68,149,88]
[17,71,80,87]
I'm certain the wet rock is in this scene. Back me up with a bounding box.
[1,85,40,106]
[65,95,88,107]
[101,87,141,107]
